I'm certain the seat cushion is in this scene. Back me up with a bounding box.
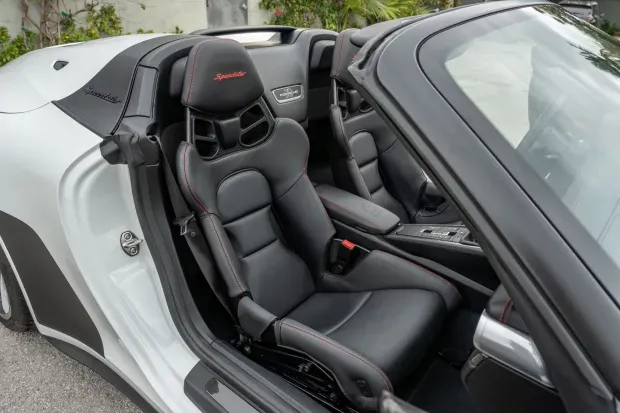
[286,289,445,383]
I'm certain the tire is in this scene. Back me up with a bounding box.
[0,260,33,332]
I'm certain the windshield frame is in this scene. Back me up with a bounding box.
[418,4,620,281]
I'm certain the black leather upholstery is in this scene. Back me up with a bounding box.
[176,39,460,410]
[330,28,460,225]
[315,184,401,235]
[486,285,528,334]
[181,36,264,115]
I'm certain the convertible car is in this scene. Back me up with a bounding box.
[1,1,619,412]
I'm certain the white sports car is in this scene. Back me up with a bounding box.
[1,2,620,413]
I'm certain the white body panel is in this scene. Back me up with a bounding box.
[0,104,200,413]
[0,34,165,113]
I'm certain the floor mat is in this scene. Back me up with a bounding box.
[408,359,480,413]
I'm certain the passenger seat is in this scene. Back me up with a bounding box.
[176,38,460,411]
[330,28,460,224]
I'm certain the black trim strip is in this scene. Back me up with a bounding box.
[54,35,180,138]
[0,210,103,355]
[47,336,158,413]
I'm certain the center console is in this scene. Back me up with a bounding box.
[314,184,499,298]
[394,224,476,245]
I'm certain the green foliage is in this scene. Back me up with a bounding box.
[61,4,123,43]
[1,3,182,67]
[602,19,620,37]
[259,0,429,30]
[0,27,37,66]
[259,0,339,29]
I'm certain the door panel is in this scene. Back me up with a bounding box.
[207,0,248,28]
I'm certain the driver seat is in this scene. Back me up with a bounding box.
[176,38,460,410]
[330,28,460,224]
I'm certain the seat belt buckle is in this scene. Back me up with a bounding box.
[174,212,196,236]
[332,239,361,275]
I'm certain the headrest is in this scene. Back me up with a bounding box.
[330,29,361,88]
[182,38,264,114]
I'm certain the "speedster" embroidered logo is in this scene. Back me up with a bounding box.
[213,71,246,81]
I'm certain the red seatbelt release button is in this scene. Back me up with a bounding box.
[341,239,356,250]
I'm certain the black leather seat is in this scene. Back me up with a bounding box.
[176,38,460,410]
[329,28,460,225]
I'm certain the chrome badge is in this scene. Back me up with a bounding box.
[272,85,303,104]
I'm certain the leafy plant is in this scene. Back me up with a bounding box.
[1,2,183,67]
[260,0,339,29]
[602,19,620,37]
[0,27,37,66]
[259,0,429,31]
[61,4,124,43]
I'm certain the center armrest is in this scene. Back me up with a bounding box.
[314,184,401,235]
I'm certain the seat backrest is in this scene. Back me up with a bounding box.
[330,29,428,223]
[177,38,335,317]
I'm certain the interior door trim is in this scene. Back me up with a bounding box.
[474,311,554,388]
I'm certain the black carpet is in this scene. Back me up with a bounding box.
[408,359,480,413]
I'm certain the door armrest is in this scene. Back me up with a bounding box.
[315,184,401,235]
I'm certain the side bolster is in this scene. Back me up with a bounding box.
[274,175,335,276]
[199,213,248,299]
[276,318,392,411]
[378,139,428,219]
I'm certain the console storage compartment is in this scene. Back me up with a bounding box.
[315,184,401,235]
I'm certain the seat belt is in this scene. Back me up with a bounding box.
[153,137,234,319]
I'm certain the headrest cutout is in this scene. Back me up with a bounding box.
[191,114,219,159]
[182,38,264,115]
[239,101,272,147]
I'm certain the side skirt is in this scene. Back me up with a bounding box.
[47,336,159,413]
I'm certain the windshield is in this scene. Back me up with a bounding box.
[562,5,594,18]
[423,5,620,268]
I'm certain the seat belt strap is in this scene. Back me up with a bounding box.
[154,137,234,319]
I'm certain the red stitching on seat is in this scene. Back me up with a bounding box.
[318,197,381,232]
[181,145,244,294]
[206,214,244,294]
[184,39,216,106]
[281,321,393,393]
[504,301,514,323]
[392,255,462,300]
[500,298,511,323]
[182,145,208,212]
